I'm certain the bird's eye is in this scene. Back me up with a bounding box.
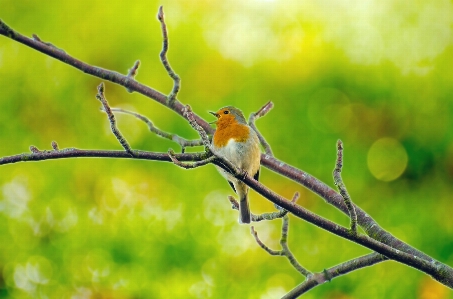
[224,110,229,114]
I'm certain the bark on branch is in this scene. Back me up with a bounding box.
[1,9,452,296]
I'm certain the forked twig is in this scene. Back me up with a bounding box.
[251,214,312,277]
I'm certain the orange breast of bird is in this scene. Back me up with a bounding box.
[213,118,250,148]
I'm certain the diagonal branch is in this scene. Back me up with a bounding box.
[0,19,211,134]
[96,83,135,157]
[1,143,452,287]
[248,101,274,156]
[2,14,453,290]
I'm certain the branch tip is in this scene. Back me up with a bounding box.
[292,192,300,203]
[127,60,140,81]
[157,5,180,105]
[157,6,164,21]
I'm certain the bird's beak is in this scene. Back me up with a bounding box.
[209,111,219,124]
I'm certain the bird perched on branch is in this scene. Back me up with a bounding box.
[210,106,261,224]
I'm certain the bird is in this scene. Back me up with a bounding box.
[210,106,261,224]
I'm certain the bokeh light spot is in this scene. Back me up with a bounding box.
[367,137,408,181]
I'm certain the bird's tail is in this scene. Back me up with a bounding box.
[239,194,251,224]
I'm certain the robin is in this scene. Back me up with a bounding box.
[210,106,261,224]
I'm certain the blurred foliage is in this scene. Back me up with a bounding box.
[1,0,453,298]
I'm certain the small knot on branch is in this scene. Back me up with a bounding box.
[51,141,59,151]
[126,60,141,93]
[29,145,40,153]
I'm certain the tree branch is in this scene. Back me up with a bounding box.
[282,252,389,298]
[157,6,180,106]
[0,147,205,165]
[248,101,274,156]
[1,13,453,292]
[108,107,205,153]
[333,140,357,234]
[96,82,135,157]
[0,19,211,134]
[251,215,312,277]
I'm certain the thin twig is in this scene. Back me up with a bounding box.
[51,141,59,151]
[251,226,280,255]
[228,196,288,221]
[96,83,135,157]
[249,101,274,156]
[333,139,357,234]
[157,6,180,106]
[228,192,299,221]
[126,60,140,93]
[280,215,312,276]
[183,105,211,149]
[168,149,215,169]
[127,60,140,78]
[282,252,388,298]
[108,107,205,152]
[251,215,312,277]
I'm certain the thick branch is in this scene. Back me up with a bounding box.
[228,167,453,288]
[0,19,211,134]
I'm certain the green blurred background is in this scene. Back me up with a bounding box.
[1,1,453,298]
